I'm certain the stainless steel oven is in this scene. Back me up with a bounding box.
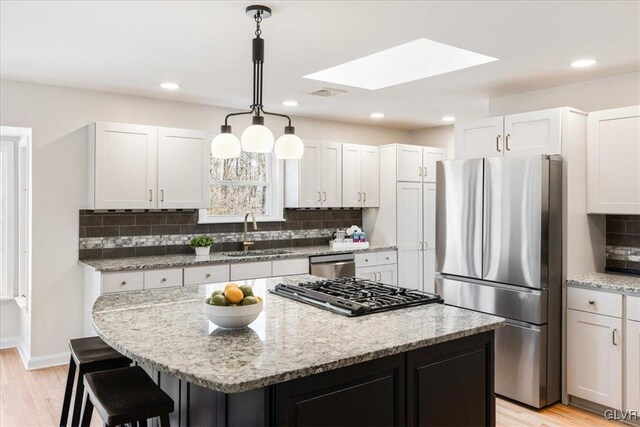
[309,253,355,279]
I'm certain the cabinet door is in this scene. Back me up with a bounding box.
[321,141,342,207]
[362,145,380,207]
[422,147,444,183]
[627,320,640,412]
[342,144,362,207]
[567,309,622,409]
[356,266,377,282]
[94,122,158,209]
[503,108,561,156]
[397,182,423,290]
[157,128,210,208]
[423,183,437,293]
[454,117,504,159]
[587,106,640,214]
[396,144,423,182]
[378,264,398,287]
[298,140,322,207]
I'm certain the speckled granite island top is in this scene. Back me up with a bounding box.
[92,274,504,393]
[81,244,396,272]
[567,272,640,294]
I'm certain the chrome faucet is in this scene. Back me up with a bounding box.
[243,211,258,252]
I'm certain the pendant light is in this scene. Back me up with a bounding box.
[211,5,304,159]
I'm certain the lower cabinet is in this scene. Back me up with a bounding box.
[567,308,622,409]
[627,319,640,412]
[355,250,398,286]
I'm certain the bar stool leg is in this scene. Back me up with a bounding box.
[79,391,94,427]
[59,355,77,427]
[71,367,86,427]
[159,414,170,427]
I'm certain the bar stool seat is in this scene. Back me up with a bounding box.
[60,337,131,427]
[80,366,173,427]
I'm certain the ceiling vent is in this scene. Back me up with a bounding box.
[307,87,347,97]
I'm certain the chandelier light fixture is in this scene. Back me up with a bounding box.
[211,5,304,160]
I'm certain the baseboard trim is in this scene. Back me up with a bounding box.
[26,351,70,370]
[1,337,30,369]
[0,337,20,350]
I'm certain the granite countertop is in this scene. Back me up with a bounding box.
[81,244,397,272]
[92,274,505,393]
[567,272,640,295]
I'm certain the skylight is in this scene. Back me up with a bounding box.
[303,38,498,90]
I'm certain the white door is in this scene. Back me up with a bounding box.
[342,144,362,207]
[377,264,398,286]
[423,183,437,294]
[157,128,210,208]
[423,147,444,183]
[626,320,640,412]
[503,108,561,156]
[321,142,342,207]
[396,144,423,182]
[587,106,640,214]
[396,182,423,290]
[567,309,622,409]
[454,117,504,159]
[361,145,380,207]
[94,122,158,209]
[355,266,377,282]
[298,140,322,207]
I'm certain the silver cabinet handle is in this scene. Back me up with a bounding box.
[161,278,167,282]
[120,281,127,286]
[317,191,321,202]
[161,189,164,202]
[425,242,428,250]
[378,272,382,281]
[423,166,427,177]
[358,192,361,202]
[149,189,153,202]
[365,258,369,262]
[205,273,211,278]
[418,166,422,176]
[613,329,618,346]
[363,192,367,202]
[496,135,502,152]
[323,191,327,201]
[506,134,511,151]
[588,300,595,305]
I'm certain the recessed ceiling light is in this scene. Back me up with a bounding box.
[304,38,498,90]
[370,112,385,119]
[282,100,298,107]
[160,82,181,90]
[571,59,597,68]
[442,116,456,122]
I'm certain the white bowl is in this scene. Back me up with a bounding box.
[202,298,263,329]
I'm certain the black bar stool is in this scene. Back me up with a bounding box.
[79,366,174,427]
[59,337,131,427]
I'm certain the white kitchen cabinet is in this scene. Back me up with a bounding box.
[157,127,210,209]
[454,108,562,160]
[422,148,444,183]
[396,144,423,182]
[587,105,640,214]
[90,122,158,209]
[396,182,423,290]
[144,268,183,289]
[422,183,437,293]
[230,261,272,281]
[355,250,398,286]
[88,122,211,209]
[321,142,342,207]
[567,308,622,409]
[627,319,640,412]
[341,144,380,208]
[355,266,377,282]
[377,264,398,286]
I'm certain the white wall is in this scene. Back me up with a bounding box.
[409,125,454,159]
[0,79,412,361]
[489,72,640,116]
[0,300,19,344]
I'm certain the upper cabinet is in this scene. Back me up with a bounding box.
[87,122,210,209]
[396,144,444,183]
[587,105,640,214]
[454,108,562,159]
[342,144,380,208]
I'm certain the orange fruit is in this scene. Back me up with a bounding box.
[224,282,239,292]
[225,286,244,304]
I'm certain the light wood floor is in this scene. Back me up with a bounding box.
[0,347,622,427]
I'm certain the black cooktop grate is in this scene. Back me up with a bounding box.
[271,277,443,316]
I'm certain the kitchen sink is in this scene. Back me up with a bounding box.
[222,249,293,257]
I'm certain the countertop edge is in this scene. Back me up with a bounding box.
[567,273,640,295]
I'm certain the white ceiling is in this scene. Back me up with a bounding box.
[1,1,639,129]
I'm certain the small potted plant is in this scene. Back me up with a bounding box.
[190,236,215,256]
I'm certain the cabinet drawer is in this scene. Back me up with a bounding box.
[102,271,144,294]
[376,251,397,266]
[230,261,272,281]
[144,268,183,289]
[567,287,622,318]
[355,253,376,268]
[628,296,640,322]
[272,258,309,277]
[184,264,229,286]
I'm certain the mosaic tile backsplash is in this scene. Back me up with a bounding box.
[606,215,640,275]
[79,209,363,260]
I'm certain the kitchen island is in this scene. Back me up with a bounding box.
[92,274,504,426]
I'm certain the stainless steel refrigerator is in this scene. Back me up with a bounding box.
[435,154,562,408]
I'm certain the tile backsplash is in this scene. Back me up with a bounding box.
[606,215,640,274]
[79,209,363,260]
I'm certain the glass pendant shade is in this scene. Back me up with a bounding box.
[274,127,304,159]
[241,124,274,153]
[211,128,241,159]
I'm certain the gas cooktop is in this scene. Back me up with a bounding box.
[271,277,443,317]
